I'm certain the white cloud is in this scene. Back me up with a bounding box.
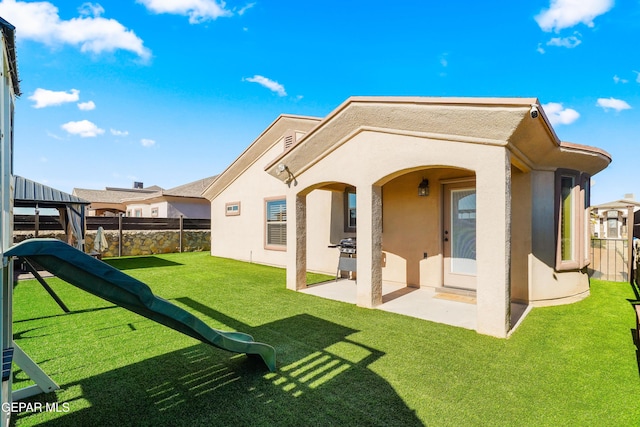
[78,2,104,17]
[0,0,150,59]
[546,34,581,48]
[137,0,232,24]
[613,75,628,84]
[635,71,640,83]
[141,138,156,147]
[244,75,287,96]
[77,100,96,111]
[61,120,105,137]
[439,53,448,68]
[46,131,63,140]
[596,97,632,112]
[237,2,255,16]
[111,128,129,137]
[535,0,614,32]
[537,43,546,54]
[542,102,580,126]
[29,88,79,108]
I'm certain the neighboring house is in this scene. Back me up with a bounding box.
[73,185,162,216]
[203,97,611,338]
[74,176,216,218]
[591,195,640,239]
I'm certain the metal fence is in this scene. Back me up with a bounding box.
[589,238,629,282]
[14,215,210,232]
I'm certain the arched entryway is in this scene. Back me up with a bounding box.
[378,167,477,292]
[283,134,513,337]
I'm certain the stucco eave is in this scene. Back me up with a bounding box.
[560,141,612,163]
[266,97,538,181]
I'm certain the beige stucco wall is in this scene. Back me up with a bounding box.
[510,167,532,302]
[166,199,210,218]
[209,98,612,338]
[528,170,591,305]
[126,203,153,217]
[151,202,168,217]
[287,130,513,336]
[211,142,288,267]
[381,169,473,288]
[212,125,596,308]
[305,190,350,274]
[210,135,344,274]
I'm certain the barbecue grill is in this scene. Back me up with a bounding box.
[329,238,356,281]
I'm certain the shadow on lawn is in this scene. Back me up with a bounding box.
[105,256,183,271]
[13,305,117,325]
[12,302,422,426]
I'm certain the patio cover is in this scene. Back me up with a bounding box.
[13,175,90,250]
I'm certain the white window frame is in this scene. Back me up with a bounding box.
[555,170,590,271]
[225,202,241,216]
[265,197,286,250]
[344,188,356,232]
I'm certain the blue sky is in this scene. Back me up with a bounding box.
[0,0,638,205]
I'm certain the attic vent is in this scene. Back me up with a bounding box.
[283,131,295,151]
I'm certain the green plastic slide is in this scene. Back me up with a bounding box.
[5,239,276,372]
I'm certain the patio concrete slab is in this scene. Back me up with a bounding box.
[301,279,529,333]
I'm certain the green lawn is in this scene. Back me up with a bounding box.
[9,252,640,426]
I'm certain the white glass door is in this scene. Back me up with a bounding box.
[443,184,477,290]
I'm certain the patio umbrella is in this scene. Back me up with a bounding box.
[94,226,108,253]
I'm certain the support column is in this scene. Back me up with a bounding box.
[356,184,383,308]
[286,192,307,291]
[476,149,511,337]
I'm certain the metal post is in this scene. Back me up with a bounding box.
[118,213,123,257]
[179,215,184,253]
[34,206,39,238]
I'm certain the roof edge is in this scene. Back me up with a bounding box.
[559,141,612,164]
[202,114,322,199]
[265,96,543,172]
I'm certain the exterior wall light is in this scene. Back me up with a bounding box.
[418,179,430,197]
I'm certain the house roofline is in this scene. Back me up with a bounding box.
[559,141,612,164]
[202,114,322,200]
[265,96,556,172]
[592,199,640,209]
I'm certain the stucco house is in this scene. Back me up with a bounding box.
[74,176,216,218]
[591,195,640,239]
[203,97,611,338]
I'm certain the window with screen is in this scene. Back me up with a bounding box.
[266,198,286,249]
